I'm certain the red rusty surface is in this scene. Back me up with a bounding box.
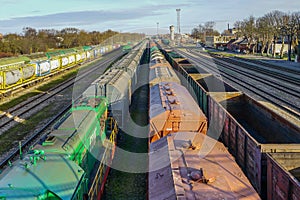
[229,118,238,156]
[218,107,225,132]
[222,115,230,147]
[160,44,300,199]
[236,126,246,169]
[149,82,207,143]
[149,132,261,200]
[246,137,262,193]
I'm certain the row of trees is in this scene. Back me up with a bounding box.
[0,28,143,57]
[191,11,300,59]
[191,21,220,42]
[234,11,300,58]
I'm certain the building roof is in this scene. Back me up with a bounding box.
[227,38,236,45]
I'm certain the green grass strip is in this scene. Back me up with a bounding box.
[0,91,41,111]
[0,104,54,155]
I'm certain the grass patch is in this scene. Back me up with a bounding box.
[103,60,149,200]
[24,56,105,93]
[0,91,41,111]
[37,69,78,92]
[209,51,236,57]
[103,170,147,200]
[0,104,54,155]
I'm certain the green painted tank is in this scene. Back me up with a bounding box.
[0,96,117,199]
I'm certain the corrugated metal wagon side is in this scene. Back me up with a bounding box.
[209,90,300,198]
[267,153,300,200]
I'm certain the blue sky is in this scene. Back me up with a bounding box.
[0,0,299,35]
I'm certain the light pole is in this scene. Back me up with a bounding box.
[157,22,159,38]
[176,8,181,46]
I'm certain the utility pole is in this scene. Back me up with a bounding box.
[176,9,181,35]
[176,8,181,46]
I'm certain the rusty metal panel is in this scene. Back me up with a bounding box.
[236,126,246,169]
[267,157,290,200]
[273,166,290,200]
[229,119,238,157]
[291,181,300,200]
[267,157,274,200]
[267,153,300,200]
[246,137,262,193]
[222,115,230,147]
[209,95,264,194]
[217,105,225,134]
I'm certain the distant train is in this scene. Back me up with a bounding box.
[0,44,120,95]
[147,41,260,199]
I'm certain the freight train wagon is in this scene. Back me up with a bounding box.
[0,62,36,90]
[149,45,180,87]
[0,45,118,96]
[149,82,207,143]
[82,40,147,129]
[160,45,300,199]
[267,152,300,200]
[0,95,118,199]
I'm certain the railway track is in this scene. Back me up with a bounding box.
[233,56,300,76]
[207,52,300,86]
[0,104,71,170]
[0,51,124,135]
[189,50,300,98]
[178,49,300,119]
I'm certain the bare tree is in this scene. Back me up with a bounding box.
[233,21,243,38]
[190,22,219,43]
[240,16,257,53]
[288,12,300,60]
